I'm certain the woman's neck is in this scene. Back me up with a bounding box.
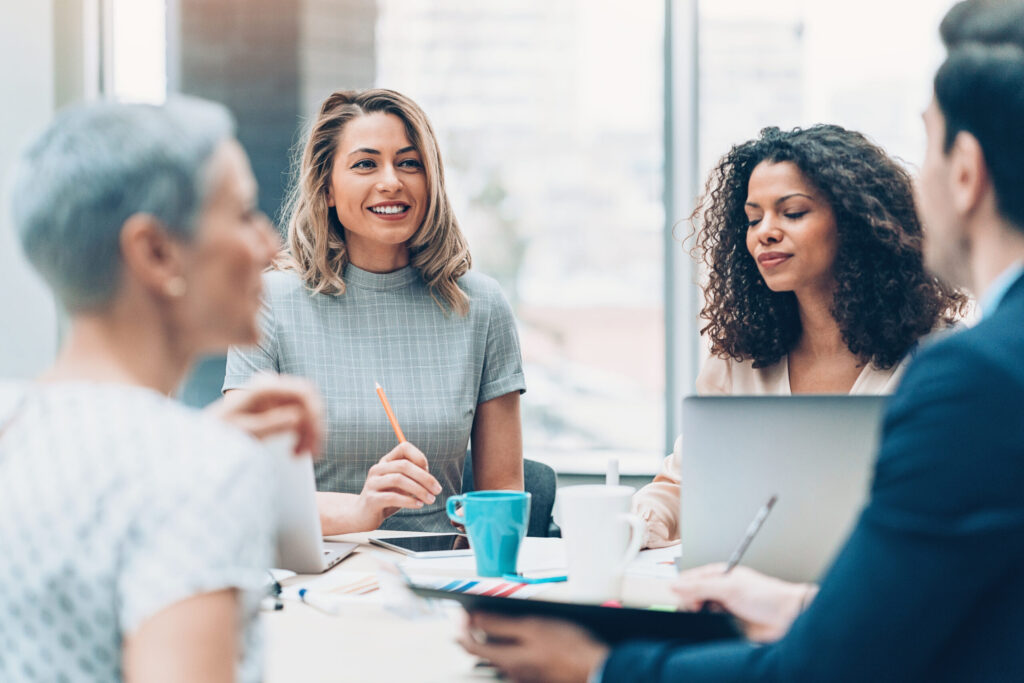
[343,232,411,273]
[792,286,847,359]
[41,309,192,396]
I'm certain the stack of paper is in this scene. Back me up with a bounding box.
[626,545,681,580]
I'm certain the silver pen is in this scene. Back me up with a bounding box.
[724,494,778,573]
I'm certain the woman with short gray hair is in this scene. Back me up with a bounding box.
[0,98,317,682]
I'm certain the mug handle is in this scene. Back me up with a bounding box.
[446,494,467,525]
[613,512,645,576]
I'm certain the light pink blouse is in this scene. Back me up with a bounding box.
[632,353,907,548]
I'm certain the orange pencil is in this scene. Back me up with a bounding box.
[375,382,407,443]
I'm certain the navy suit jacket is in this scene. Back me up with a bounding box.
[605,274,1024,682]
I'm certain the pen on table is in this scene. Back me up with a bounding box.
[290,587,345,616]
[375,382,406,443]
[501,574,569,585]
[699,494,778,612]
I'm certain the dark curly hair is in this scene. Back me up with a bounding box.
[694,124,967,370]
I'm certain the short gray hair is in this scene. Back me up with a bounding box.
[10,97,236,311]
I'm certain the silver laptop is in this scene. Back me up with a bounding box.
[269,435,357,574]
[679,395,885,583]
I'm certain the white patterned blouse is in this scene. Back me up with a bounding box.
[0,382,274,682]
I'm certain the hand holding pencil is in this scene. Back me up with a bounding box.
[670,563,816,643]
[669,495,816,642]
[348,383,442,530]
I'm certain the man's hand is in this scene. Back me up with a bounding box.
[672,563,816,642]
[458,613,609,683]
[208,374,324,456]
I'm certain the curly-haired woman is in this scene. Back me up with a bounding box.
[225,89,526,534]
[635,124,966,548]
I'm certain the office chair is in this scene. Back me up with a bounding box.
[462,452,558,537]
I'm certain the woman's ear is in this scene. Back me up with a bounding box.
[119,213,187,298]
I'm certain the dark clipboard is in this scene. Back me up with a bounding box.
[408,584,741,645]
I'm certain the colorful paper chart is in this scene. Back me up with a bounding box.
[412,576,548,599]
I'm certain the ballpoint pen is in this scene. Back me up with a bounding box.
[723,494,778,573]
[501,573,569,584]
[699,494,778,612]
[270,587,350,616]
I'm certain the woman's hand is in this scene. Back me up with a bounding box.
[458,613,609,683]
[354,442,443,531]
[671,563,817,642]
[317,443,443,535]
[210,374,324,456]
[313,444,438,532]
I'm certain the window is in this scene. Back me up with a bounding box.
[375,0,667,465]
[95,0,956,471]
[697,0,954,182]
[111,0,166,103]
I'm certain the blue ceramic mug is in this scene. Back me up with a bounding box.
[446,491,532,577]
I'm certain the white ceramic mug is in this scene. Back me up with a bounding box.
[555,485,644,603]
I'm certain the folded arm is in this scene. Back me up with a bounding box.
[632,436,682,548]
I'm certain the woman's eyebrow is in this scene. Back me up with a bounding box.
[346,146,418,157]
[746,192,814,209]
[775,192,814,204]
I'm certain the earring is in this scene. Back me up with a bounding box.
[164,276,187,298]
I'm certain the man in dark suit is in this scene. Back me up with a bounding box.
[458,1,1024,680]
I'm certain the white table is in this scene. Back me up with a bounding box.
[263,531,677,682]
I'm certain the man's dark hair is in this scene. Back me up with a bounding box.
[935,0,1024,230]
[940,0,1024,48]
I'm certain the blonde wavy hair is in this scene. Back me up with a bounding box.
[277,89,471,314]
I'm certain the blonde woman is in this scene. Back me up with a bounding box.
[225,89,526,534]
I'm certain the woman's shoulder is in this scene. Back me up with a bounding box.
[457,270,514,313]
[112,393,272,508]
[7,384,260,486]
[858,350,919,395]
[263,268,308,299]
[859,322,964,395]
[130,387,256,448]
[63,385,257,462]
[457,269,504,297]
[696,353,732,395]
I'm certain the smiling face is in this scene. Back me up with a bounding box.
[327,112,428,270]
[179,139,280,350]
[744,161,839,298]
